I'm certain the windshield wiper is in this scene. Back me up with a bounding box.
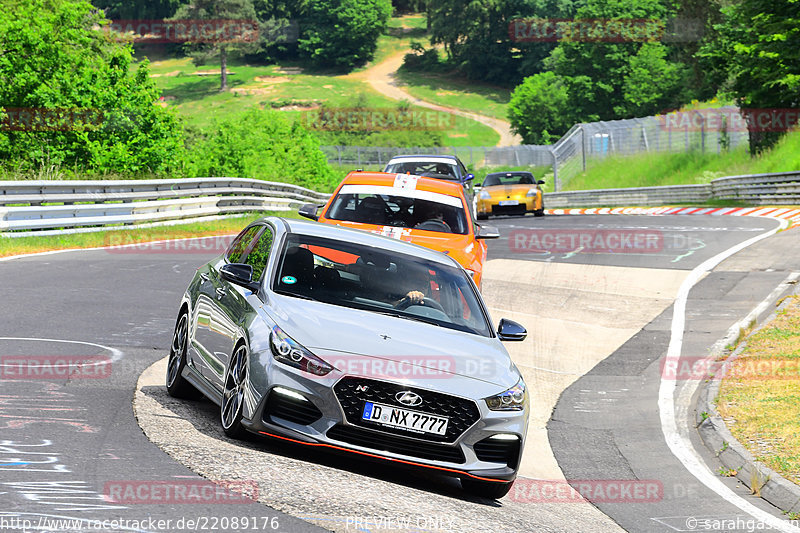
[373,310,443,328]
[275,290,319,302]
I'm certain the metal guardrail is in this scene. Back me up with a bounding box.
[543,171,800,208]
[0,178,330,235]
[0,171,798,236]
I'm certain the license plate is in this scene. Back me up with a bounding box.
[361,401,449,436]
[499,200,519,206]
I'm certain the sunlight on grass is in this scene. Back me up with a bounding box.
[562,130,800,191]
[717,296,800,484]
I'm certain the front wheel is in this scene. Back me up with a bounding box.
[221,343,249,439]
[461,478,514,499]
[476,213,489,220]
[533,209,545,217]
[166,311,201,399]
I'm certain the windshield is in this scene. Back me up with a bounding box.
[325,185,469,234]
[273,233,491,337]
[385,161,460,180]
[483,173,535,187]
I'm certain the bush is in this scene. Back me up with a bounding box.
[184,109,336,191]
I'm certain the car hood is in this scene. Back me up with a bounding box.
[266,294,520,395]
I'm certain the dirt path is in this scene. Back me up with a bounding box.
[348,51,521,147]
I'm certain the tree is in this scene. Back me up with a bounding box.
[507,72,576,144]
[169,0,261,91]
[544,0,688,120]
[706,0,800,152]
[0,0,183,174]
[297,0,391,70]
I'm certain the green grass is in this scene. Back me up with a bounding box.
[561,129,800,191]
[0,211,300,258]
[145,55,499,146]
[717,296,800,485]
[396,68,512,121]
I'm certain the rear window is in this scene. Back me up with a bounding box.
[385,161,459,180]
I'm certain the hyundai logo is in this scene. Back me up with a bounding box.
[395,391,423,407]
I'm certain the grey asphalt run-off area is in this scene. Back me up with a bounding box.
[1,213,799,533]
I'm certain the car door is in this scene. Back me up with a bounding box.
[192,225,261,389]
[201,224,276,389]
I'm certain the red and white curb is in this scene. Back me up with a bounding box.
[545,206,800,226]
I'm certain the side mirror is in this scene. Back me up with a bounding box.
[220,263,260,293]
[298,203,320,221]
[476,224,500,239]
[537,179,545,185]
[497,318,527,342]
[463,173,475,183]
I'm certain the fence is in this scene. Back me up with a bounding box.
[323,106,750,191]
[543,171,800,208]
[0,177,329,236]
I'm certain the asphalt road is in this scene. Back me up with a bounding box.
[0,213,797,533]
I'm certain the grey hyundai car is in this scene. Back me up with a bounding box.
[166,217,528,498]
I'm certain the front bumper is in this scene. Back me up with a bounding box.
[242,360,527,483]
[476,197,538,216]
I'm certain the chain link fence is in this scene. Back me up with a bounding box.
[323,106,750,191]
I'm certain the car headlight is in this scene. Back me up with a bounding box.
[526,188,539,197]
[485,379,527,411]
[479,190,491,199]
[270,326,333,376]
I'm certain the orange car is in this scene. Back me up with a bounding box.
[298,171,498,288]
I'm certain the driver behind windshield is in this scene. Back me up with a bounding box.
[413,200,452,233]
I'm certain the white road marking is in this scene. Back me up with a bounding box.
[658,217,800,532]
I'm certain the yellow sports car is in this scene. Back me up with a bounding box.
[476,171,545,219]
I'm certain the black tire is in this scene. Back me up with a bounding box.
[166,311,201,399]
[461,477,514,499]
[533,208,545,217]
[477,213,489,220]
[221,342,249,439]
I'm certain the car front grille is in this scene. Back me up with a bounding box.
[326,424,466,464]
[263,390,323,426]
[333,376,480,443]
[473,437,521,469]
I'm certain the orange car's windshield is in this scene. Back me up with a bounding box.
[326,190,469,235]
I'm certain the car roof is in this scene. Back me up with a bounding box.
[485,171,534,177]
[265,216,463,268]
[386,155,461,164]
[338,171,465,197]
